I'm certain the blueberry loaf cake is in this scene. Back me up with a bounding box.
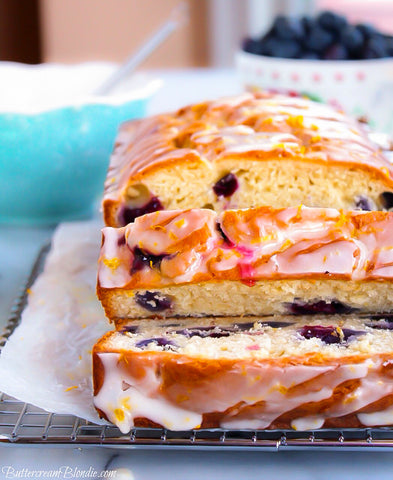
[102,92,393,228]
[93,315,393,432]
[97,206,393,320]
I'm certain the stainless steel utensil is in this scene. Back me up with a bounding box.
[95,2,188,95]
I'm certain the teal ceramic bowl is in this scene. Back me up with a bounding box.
[0,62,160,225]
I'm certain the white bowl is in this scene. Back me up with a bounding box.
[236,50,393,133]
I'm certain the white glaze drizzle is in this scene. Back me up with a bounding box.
[94,353,393,432]
[94,353,202,433]
[358,405,393,426]
[98,207,393,289]
[103,93,393,213]
[291,416,325,431]
[98,227,131,289]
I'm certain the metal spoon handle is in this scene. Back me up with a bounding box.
[95,3,188,96]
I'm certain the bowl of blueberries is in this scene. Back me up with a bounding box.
[236,10,393,132]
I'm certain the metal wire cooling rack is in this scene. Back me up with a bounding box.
[3,245,393,450]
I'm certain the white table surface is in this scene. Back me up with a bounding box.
[1,69,393,480]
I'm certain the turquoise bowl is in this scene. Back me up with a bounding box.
[0,62,159,225]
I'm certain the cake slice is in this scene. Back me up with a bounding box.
[102,92,393,227]
[97,206,393,320]
[93,315,393,432]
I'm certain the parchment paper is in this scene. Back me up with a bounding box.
[0,221,109,424]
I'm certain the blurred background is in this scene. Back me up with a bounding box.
[1,0,392,67]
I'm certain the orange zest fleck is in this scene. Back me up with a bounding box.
[269,383,288,395]
[65,386,78,392]
[335,210,349,228]
[261,117,273,125]
[152,224,166,232]
[286,115,304,129]
[278,239,293,253]
[103,257,120,272]
[114,408,125,422]
[294,204,303,221]
[273,142,286,150]
[174,218,185,228]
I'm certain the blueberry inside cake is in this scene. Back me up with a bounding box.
[94,91,393,433]
[103,92,393,227]
[97,206,393,321]
[93,315,393,432]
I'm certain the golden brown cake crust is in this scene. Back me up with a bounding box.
[92,332,393,431]
[98,207,393,288]
[97,206,393,320]
[102,92,393,227]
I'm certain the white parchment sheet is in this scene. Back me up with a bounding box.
[0,221,109,424]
